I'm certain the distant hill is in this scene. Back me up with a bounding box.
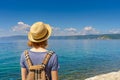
[0,35,28,41]
[0,34,120,40]
[50,34,120,40]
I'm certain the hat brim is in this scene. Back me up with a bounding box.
[28,24,52,42]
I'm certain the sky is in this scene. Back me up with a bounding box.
[0,0,120,36]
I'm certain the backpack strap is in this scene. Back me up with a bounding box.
[24,50,33,68]
[42,51,54,67]
[24,50,54,68]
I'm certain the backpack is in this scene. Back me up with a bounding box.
[24,50,53,80]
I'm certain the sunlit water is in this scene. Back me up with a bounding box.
[0,39,120,80]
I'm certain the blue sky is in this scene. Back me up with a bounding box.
[0,0,120,36]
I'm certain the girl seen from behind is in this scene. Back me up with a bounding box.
[20,22,59,80]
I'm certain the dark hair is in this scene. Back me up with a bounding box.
[27,40,48,48]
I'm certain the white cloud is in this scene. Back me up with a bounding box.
[52,27,79,36]
[52,27,61,31]
[64,28,78,35]
[12,21,30,33]
[0,21,31,37]
[0,28,14,37]
[109,29,120,34]
[80,26,100,35]
[84,26,93,31]
[65,28,77,32]
[52,26,100,36]
[52,27,64,36]
[18,22,24,24]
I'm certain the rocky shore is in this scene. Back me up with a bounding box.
[85,70,120,80]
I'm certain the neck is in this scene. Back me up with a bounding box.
[30,47,48,52]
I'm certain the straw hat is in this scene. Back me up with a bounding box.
[28,22,52,42]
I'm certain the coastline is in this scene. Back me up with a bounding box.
[85,70,120,80]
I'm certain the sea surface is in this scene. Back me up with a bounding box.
[0,39,120,80]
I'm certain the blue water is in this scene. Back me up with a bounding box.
[0,39,120,80]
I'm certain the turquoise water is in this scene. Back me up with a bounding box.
[0,39,120,80]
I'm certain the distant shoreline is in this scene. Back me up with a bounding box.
[0,34,120,40]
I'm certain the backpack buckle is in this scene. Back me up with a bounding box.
[48,51,54,56]
[25,54,29,59]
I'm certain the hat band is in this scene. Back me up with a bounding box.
[33,31,49,41]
